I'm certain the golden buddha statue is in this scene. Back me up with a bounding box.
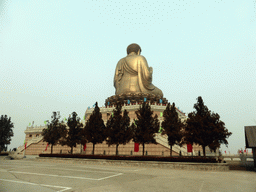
[114,43,163,98]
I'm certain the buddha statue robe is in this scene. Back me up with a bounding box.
[114,53,163,97]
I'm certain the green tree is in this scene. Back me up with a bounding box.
[59,112,83,154]
[133,102,159,156]
[82,102,106,155]
[185,96,232,156]
[0,115,14,153]
[207,112,232,153]
[106,103,133,155]
[42,112,67,154]
[161,103,184,156]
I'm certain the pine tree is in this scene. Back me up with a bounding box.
[161,103,184,156]
[207,112,232,153]
[106,103,133,155]
[0,115,14,153]
[42,112,67,154]
[185,96,232,156]
[133,102,159,156]
[82,102,106,155]
[59,112,83,154]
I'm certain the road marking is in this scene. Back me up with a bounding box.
[1,163,144,172]
[42,167,120,174]
[0,163,55,167]
[1,164,126,174]
[3,166,118,174]
[68,165,145,172]
[9,170,123,181]
[0,178,71,192]
[97,173,124,180]
[0,165,33,169]
[133,168,146,171]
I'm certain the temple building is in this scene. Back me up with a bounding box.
[17,43,217,156]
[18,103,216,156]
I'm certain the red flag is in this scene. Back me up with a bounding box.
[45,143,49,151]
[25,143,27,150]
[225,151,226,153]
[187,144,192,152]
[134,143,139,152]
[83,144,86,151]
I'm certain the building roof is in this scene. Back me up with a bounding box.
[244,126,256,148]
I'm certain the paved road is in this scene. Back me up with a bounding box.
[0,157,255,192]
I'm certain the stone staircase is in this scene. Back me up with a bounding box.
[155,133,189,156]
[16,136,44,155]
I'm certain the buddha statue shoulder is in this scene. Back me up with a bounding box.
[114,43,163,98]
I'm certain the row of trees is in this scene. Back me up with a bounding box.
[42,96,232,157]
[162,97,232,156]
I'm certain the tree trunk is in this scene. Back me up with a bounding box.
[116,144,119,155]
[51,145,53,154]
[93,143,95,155]
[71,147,73,154]
[170,145,172,157]
[203,146,206,157]
[143,143,145,156]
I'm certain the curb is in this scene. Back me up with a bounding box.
[35,157,229,172]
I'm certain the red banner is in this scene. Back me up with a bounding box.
[83,144,86,151]
[134,143,139,152]
[45,143,49,151]
[25,143,27,150]
[187,144,192,152]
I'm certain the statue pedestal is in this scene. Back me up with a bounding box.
[82,103,188,156]
[105,93,168,107]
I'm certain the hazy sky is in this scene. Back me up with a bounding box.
[1,0,255,154]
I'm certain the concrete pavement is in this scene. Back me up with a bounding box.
[0,158,255,192]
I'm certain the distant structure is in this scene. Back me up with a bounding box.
[19,105,193,156]
[244,126,256,169]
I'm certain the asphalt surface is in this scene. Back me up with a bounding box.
[0,156,256,192]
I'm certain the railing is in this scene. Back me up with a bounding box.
[155,133,188,156]
[16,136,44,154]
[222,155,254,162]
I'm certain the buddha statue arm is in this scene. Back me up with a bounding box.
[114,59,123,89]
[139,56,153,83]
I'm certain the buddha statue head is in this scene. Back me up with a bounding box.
[127,43,142,55]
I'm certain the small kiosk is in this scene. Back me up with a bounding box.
[244,126,256,170]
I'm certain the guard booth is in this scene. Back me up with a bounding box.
[244,126,256,170]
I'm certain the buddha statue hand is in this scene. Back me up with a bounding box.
[149,67,153,73]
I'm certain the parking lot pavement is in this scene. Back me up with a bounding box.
[0,159,256,192]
